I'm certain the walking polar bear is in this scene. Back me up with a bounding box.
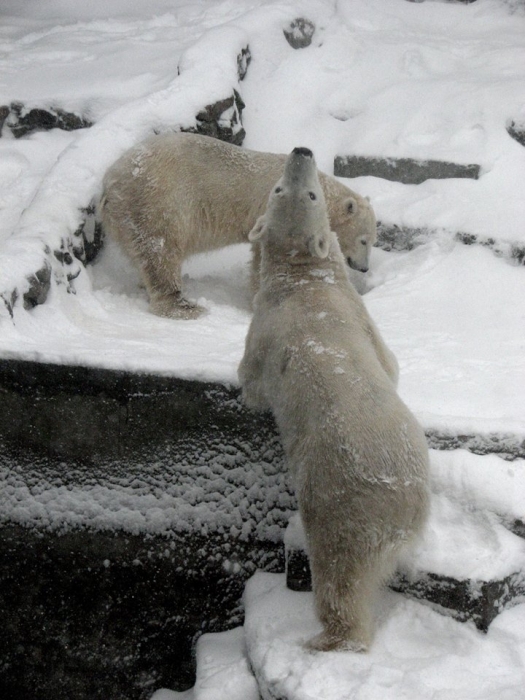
[238,147,429,653]
[100,132,376,319]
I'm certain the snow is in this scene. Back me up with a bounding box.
[243,571,525,700]
[1,0,525,698]
[1,0,523,439]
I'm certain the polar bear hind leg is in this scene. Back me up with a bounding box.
[305,538,398,653]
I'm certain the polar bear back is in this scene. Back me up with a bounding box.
[254,279,425,477]
[101,132,376,260]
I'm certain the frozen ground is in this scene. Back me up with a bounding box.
[0,0,524,698]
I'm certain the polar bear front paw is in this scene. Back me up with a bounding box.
[150,293,206,320]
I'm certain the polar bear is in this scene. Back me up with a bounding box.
[99,132,376,319]
[238,147,429,653]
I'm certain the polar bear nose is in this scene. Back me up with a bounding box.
[292,147,313,158]
[347,256,368,273]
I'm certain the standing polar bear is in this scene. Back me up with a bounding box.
[238,147,429,653]
[100,132,376,319]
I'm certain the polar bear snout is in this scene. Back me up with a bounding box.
[347,256,369,273]
[283,147,321,192]
[292,146,313,158]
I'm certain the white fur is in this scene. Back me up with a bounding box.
[239,148,429,653]
[99,132,376,319]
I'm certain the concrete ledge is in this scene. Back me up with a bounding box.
[0,524,275,699]
[0,359,292,699]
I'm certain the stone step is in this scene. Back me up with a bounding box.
[284,493,525,631]
[334,154,480,184]
[0,359,290,699]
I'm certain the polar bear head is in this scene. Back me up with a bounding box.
[249,147,333,262]
[329,192,377,273]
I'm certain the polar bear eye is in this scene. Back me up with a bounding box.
[275,186,282,194]
[361,239,367,246]
[309,192,316,200]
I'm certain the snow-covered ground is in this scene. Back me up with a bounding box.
[1,1,525,698]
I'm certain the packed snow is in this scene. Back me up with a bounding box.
[1,0,525,698]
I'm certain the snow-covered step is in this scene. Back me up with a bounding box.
[334,154,480,184]
[285,450,525,631]
[243,571,525,700]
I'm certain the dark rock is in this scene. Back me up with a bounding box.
[74,203,105,264]
[51,237,86,292]
[454,231,525,266]
[0,105,9,135]
[283,18,316,49]
[237,46,251,81]
[22,261,52,310]
[5,102,93,139]
[406,0,477,3]
[507,119,525,147]
[182,90,246,146]
[390,571,524,632]
[0,524,277,700]
[510,519,525,539]
[426,428,525,461]
[375,222,525,268]
[376,222,431,252]
[334,154,480,184]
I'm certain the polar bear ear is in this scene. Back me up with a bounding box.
[248,215,266,242]
[308,233,330,259]
[345,197,356,215]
